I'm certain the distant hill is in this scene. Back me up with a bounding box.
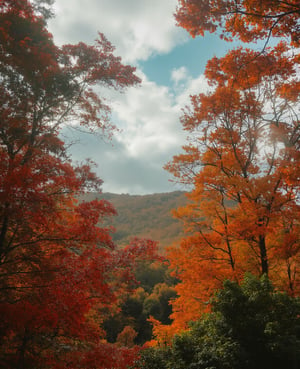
[83,191,188,250]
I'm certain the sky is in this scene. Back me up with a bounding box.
[47,0,238,195]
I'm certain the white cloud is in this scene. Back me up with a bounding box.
[97,70,210,189]
[48,1,212,194]
[49,0,187,63]
[110,71,184,160]
[175,73,210,107]
[170,66,211,107]
[62,66,211,194]
[171,66,189,85]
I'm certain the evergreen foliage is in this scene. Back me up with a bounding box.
[138,275,300,369]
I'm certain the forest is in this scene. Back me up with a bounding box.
[83,191,187,249]
[0,0,300,368]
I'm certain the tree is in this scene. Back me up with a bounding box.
[0,0,140,276]
[0,0,146,367]
[102,259,177,346]
[138,275,300,369]
[175,0,300,47]
[0,235,160,368]
[117,326,138,348]
[162,44,300,332]
[156,1,300,334]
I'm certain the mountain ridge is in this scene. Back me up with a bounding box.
[82,191,188,249]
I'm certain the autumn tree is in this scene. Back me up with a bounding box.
[175,0,300,47]
[0,0,149,368]
[163,44,300,333]
[0,0,140,274]
[103,260,177,346]
[150,0,300,336]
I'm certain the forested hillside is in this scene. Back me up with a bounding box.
[83,191,188,249]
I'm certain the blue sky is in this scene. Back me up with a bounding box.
[47,0,242,194]
[141,34,235,84]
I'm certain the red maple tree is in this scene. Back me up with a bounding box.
[175,0,300,47]
[0,1,156,368]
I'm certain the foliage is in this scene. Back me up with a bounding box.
[136,346,170,369]
[103,260,178,345]
[164,42,300,330]
[134,260,178,292]
[156,0,300,334]
[116,326,138,348]
[176,0,300,47]
[83,191,188,249]
[0,1,152,368]
[138,275,300,369]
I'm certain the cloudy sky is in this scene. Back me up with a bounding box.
[48,0,236,195]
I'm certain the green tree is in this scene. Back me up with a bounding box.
[102,259,178,346]
[138,275,300,369]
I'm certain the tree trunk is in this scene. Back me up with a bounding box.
[258,235,268,275]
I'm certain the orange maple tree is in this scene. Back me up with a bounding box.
[175,0,300,46]
[153,1,300,337]
[0,1,157,368]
